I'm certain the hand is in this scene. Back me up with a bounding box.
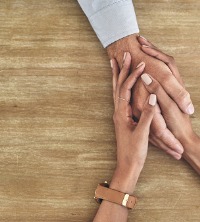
[93,53,156,222]
[111,52,156,180]
[138,45,200,174]
[107,34,194,159]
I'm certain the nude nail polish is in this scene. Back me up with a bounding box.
[174,153,182,160]
[139,35,147,41]
[175,144,184,154]
[149,94,157,106]
[141,73,152,85]
[186,103,194,115]
[142,45,150,48]
[136,61,145,68]
[110,59,113,69]
[123,52,127,62]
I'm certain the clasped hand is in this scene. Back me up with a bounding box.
[108,35,195,160]
[112,52,156,172]
[111,42,196,174]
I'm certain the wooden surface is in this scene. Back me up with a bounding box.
[0,0,200,221]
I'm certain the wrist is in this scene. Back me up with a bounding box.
[109,164,143,194]
[107,34,141,61]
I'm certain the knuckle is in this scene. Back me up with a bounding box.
[149,81,160,94]
[113,112,130,126]
[162,72,172,82]
[161,72,174,85]
[113,112,123,124]
[154,128,165,138]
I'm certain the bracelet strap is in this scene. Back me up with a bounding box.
[94,183,137,209]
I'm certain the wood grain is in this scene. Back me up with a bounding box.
[0,0,199,221]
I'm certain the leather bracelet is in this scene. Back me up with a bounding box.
[94,181,137,209]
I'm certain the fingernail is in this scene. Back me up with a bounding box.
[141,73,152,85]
[174,153,182,160]
[149,94,157,106]
[136,61,145,68]
[139,35,147,41]
[142,45,150,48]
[175,144,184,154]
[186,103,194,115]
[110,59,113,69]
[123,52,127,63]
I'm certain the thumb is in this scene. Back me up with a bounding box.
[136,94,157,134]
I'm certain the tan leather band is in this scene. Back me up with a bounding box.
[94,184,137,209]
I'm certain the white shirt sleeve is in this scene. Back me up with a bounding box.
[77,0,139,48]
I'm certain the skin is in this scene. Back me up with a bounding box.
[107,34,194,159]
[138,42,200,175]
[93,50,200,222]
[93,52,156,222]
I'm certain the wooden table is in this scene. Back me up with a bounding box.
[0,0,199,221]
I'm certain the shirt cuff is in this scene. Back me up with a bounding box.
[88,0,139,48]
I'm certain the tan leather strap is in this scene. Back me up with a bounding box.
[94,184,137,209]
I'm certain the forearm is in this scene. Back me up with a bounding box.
[183,133,200,175]
[93,165,142,222]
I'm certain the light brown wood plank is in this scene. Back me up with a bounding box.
[0,0,200,221]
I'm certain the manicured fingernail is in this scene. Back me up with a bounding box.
[142,45,150,48]
[167,150,181,160]
[174,153,182,160]
[139,35,147,41]
[110,59,113,69]
[141,73,152,85]
[136,61,145,68]
[149,94,157,106]
[123,52,127,63]
[186,103,194,115]
[175,144,184,154]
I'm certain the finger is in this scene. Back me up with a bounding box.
[150,112,184,155]
[118,62,145,110]
[138,36,183,85]
[135,94,156,134]
[137,35,158,49]
[141,45,183,84]
[141,73,176,111]
[117,52,132,88]
[141,73,194,115]
[149,135,182,160]
[111,59,120,105]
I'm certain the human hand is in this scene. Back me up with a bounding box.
[111,52,156,174]
[93,55,156,222]
[107,34,194,159]
[138,44,200,174]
